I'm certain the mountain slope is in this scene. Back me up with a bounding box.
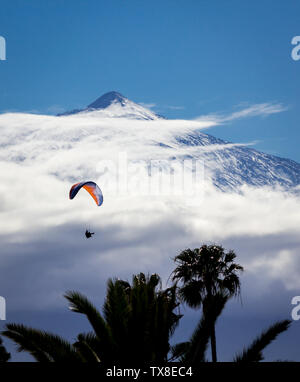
[174,131,300,190]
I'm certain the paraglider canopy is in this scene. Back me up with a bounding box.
[69,181,103,206]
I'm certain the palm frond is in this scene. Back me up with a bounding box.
[169,341,190,361]
[2,323,80,362]
[103,279,131,339]
[73,333,100,362]
[64,290,115,361]
[177,280,205,308]
[234,320,292,362]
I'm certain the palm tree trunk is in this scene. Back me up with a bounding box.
[210,323,217,362]
[204,292,218,362]
[205,289,217,362]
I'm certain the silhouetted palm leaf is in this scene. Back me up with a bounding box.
[2,323,81,362]
[64,290,115,361]
[234,320,292,362]
[169,341,190,361]
[73,333,100,362]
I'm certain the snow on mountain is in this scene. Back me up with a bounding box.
[55,91,300,191]
[175,131,300,191]
[58,91,162,120]
[1,101,300,193]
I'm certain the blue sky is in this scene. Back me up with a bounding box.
[1,0,300,363]
[0,0,300,161]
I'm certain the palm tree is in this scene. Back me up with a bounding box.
[2,270,292,363]
[66,273,181,362]
[3,273,181,362]
[171,245,244,362]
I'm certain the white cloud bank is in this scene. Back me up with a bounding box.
[0,111,299,317]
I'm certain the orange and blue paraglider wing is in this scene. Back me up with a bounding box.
[69,181,103,206]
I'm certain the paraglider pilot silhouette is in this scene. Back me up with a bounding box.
[69,181,103,239]
[85,229,94,239]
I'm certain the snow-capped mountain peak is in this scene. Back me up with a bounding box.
[87,91,127,109]
[58,91,162,120]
